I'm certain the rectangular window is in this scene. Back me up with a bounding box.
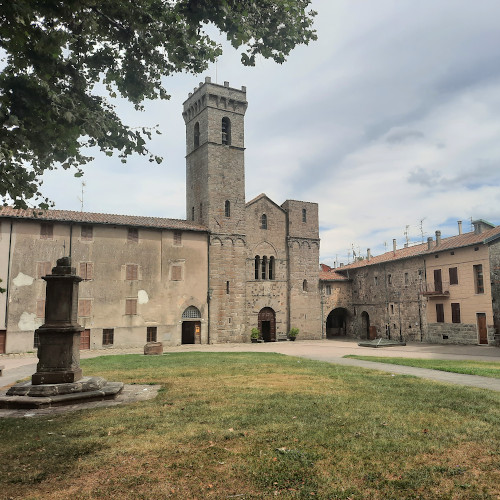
[33,331,40,348]
[474,264,484,294]
[404,272,409,285]
[374,276,378,286]
[387,274,392,285]
[226,281,230,294]
[81,225,93,241]
[36,261,52,279]
[390,304,394,314]
[173,231,182,246]
[127,227,139,243]
[449,267,458,285]
[126,264,138,280]
[40,223,53,240]
[451,303,461,323]
[102,329,114,346]
[79,262,94,280]
[147,326,157,343]
[125,298,137,315]
[302,208,307,223]
[171,265,182,281]
[326,285,331,295]
[436,303,444,323]
[78,299,92,317]
[36,299,45,318]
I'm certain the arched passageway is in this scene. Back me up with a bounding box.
[361,311,370,339]
[325,308,349,338]
[258,307,276,342]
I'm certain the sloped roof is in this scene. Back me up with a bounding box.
[0,207,207,232]
[331,225,500,272]
[320,269,351,281]
[246,193,285,212]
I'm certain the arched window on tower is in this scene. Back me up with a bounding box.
[261,214,267,230]
[222,117,231,145]
[302,208,307,223]
[303,279,308,292]
[194,122,200,148]
[269,256,275,280]
[261,256,268,280]
[225,200,231,218]
[255,255,260,280]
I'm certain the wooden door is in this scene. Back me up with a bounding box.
[194,322,201,344]
[0,330,5,354]
[434,269,442,293]
[80,329,90,350]
[258,308,276,342]
[182,322,195,344]
[477,313,488,345]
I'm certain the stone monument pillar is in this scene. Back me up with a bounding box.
[32,256,83,384]
[1,256,123,409]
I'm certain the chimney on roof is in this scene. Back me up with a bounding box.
[367,248,371,261]
[435,230,441,246]
[458,220,462,235]
[224,81,229,87]
[205,76,211,83]
[427,237,433,250]
[339,263,344,267]
[393,239,397,255]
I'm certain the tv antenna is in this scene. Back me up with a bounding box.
[77,181,86,212]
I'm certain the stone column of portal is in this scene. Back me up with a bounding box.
[31,256,84,385]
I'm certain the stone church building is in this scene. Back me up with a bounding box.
[0,78,321,353]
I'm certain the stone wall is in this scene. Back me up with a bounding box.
[426,322,496,344]
[347,256,426,341]
[489,240,500,345]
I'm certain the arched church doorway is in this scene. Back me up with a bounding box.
[326,308,349,338]
[258,307,276,342]
[181,306,201,344]
[361,311,370,339]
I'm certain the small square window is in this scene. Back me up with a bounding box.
[81,225,93,241]
[125,298,137,315]
[127,227,139,243]
[40,223,53,240]
[126,264,139,280]
[36,299,45,318]
[102,329,114,346]
[174,231,182,246]
[78,299,92,317]
[79,262,94,280]
[147,326,157,343]
[37,261,52,279]
[171,265,182,281]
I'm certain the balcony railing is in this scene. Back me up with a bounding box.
[420,281,450,297]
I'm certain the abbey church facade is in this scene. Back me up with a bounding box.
[0,79,322,353]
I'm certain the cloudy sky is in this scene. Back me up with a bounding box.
[39,0,500,266]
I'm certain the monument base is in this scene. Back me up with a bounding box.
[32,368,83,385]
[0,377,124,409]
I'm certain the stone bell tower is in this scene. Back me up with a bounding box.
[182,78,248,342]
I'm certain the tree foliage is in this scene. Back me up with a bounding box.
[0,0,317,208]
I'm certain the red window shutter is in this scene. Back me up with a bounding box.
[171,265,182,281]
[126,264,138,280]
[125,298,137,315]
[36,299,45,318]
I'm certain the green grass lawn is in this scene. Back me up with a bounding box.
[1,352,499,499]
[345,355,500,379]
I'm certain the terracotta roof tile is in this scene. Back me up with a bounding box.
[330,225,500,273]
[0,207,207,232]
[319,269,350,281]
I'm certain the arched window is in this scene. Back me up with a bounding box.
[302,208,307,223]
[303,279,308,292]
[261,214,267,230]
[222,117,231,145]
[182,306,201,319]
[255,255,260,280]
[269,256,275,280]
[261,256,268,280]
[193,122,200,148]
[225,200,230,217]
